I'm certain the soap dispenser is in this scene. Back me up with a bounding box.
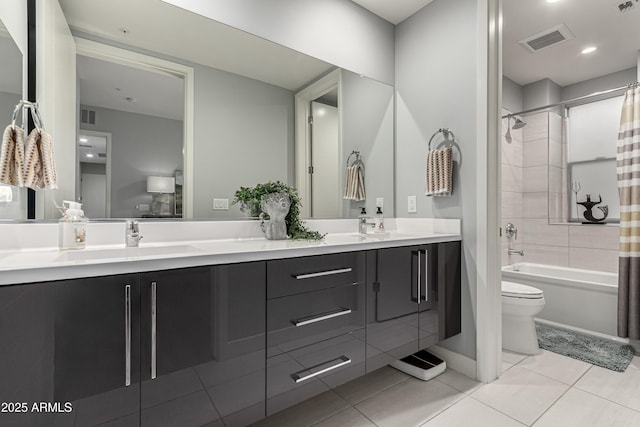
[59,200,88,250]
[374,207,385,233]
[358,207,368,234]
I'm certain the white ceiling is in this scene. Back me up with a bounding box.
[357,0,639,88]
[59,0,334,120]
[503,0,639,87]
[58,0,640,121]
[78,133,107,164]
[351,0,434,24]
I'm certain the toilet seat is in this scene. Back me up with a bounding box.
[502,281,543,299]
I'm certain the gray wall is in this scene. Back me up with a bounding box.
[162,0,395,85]
[561,67,637,101]
[192,65,295,219]
[80,162,106,175]
[395,0,480,360]
[80,105,183,218]
[523,78,561,111]
[341,70,394,218]
[0,90,26,220]
[502,76,523,113]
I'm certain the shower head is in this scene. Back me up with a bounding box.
[512,118,527,130]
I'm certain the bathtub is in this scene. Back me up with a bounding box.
[502,262,619,338]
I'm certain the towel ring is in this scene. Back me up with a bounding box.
[346,150,362,167]
[428,128,456,151]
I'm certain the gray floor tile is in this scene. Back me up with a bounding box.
[311,407,375,427]
[333,365,409,405]
[421,396,525,427]
[254,390,349,427]
[355,377,464,427]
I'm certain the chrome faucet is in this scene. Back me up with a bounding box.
[505,222,524,256]
[125,220,143,247]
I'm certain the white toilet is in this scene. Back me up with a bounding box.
[502,281,545,354]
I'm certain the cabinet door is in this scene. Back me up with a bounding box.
[437,241,462,340]
[139,267,222,427]
[418,246,440,349]
[366,246,422,372]
[0,282,55,427]
[52,274,141,427]
[208,262,266,427]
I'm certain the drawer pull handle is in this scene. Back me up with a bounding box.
[125,284,131,387]
[293,268,352,280]
[292,308,352,327]
[151,281,157,380]
[291,356,351,383]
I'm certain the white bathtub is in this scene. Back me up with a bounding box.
[502,262,618,338]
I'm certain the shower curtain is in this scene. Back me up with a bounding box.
[618,83,640,339]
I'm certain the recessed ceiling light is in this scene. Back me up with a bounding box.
[79,137,88,143]
[546,0,559,3]
[86,154,94,158]
[581,46,597,54]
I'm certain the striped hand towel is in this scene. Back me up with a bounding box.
[0,125,25,187]
[425,147,453,196]
[343,163,366,201]
[23,128,57,190]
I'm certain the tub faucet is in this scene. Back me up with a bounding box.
[508,249,524,256]
[125,220,143,247]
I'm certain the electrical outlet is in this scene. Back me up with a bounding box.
[213,198,229,210]
[407,195,417,213]
[376,197,384,209]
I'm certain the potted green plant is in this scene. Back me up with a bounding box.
[233,181,324,240]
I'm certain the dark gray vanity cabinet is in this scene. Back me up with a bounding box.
[265,252,366,416]
[365,241,461,372]
[0,281,58,427]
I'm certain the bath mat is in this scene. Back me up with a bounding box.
[536,322,635,372]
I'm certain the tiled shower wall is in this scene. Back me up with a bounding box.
[501,109,619,273]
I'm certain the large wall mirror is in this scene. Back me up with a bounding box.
[34,0,394,221]
[0,11,26,220]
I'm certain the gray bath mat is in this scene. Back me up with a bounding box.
[535,322,635,372]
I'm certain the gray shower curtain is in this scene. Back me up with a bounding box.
[618,83,640,339]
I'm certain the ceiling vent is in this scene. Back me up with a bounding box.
[617,0,639,13]
[518,24,575,53]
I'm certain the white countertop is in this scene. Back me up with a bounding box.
[0,218,461,286]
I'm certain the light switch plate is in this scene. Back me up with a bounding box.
[137,203,150,211]
[376,197,384,209]
[213,198,229,210]
[408,195,417,213]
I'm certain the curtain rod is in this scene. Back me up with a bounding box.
[502,83,637,119]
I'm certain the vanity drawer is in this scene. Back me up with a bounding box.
[267,252,364,298]
[266,332,366,416]
[267,283,365,353]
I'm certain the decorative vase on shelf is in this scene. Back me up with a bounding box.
[260,192,291,240]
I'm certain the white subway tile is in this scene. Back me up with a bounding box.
[523,140,549,168]
[569,224,619,250]
[522,113,548,141]
[522,192,548,219]
[521,220,568,247]
[523,166,548,193]
[502,164,522,193]
[520,244,569,266]
[502,192,523,219]
[569,247,618,273]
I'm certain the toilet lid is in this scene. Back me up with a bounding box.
[502,281,543,299]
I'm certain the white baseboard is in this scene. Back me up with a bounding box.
[427,345,477,380]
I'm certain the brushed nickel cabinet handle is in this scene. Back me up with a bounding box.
[291,308,352,327]
[293,268,352,280]
[417,251,421,303]
[290,356,351,383]
[125,284,131,387]
[151,281,157,380]
[423,250,428,302]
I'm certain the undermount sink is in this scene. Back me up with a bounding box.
[55,245,201,262]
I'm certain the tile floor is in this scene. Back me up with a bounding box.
[252,350,640,427]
